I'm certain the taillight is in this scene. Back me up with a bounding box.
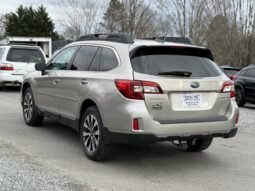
[0,63,14,71]
[221,81,235,98]
[114,80,163,100]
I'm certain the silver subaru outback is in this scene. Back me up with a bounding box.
[21,34,239,161]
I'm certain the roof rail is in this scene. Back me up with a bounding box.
[76,33,134,44]
[141,37,195,45]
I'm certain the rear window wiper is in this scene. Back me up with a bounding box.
[158,71,192,77]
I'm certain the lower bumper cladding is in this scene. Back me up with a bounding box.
[105,128,238,145]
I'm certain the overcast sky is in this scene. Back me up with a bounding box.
[0,0,62,31]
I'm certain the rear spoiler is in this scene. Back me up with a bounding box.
[130,46,214,61]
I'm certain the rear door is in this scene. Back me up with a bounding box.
[57,45,99,120]
[244,68,255,101]
[131,46,230,123]
[5,47,45,76]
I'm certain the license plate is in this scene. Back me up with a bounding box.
[182,94,202,107]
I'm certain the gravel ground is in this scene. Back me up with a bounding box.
[0,87,255,191]
[0,141,89,191]
[239,103,255,128]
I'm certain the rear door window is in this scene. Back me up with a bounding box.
[131,47,222,77]
[7,48,45,63]
[238,70,247,76]
[70,46,99,71]
[246,68,255,78]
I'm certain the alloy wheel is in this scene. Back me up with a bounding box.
[82,114,100,153]
[23,92,33,122]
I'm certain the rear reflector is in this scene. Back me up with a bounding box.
[0,63,14,71]
[115,80,163,100]
[221,81,235,98]
[133,118,139,131]
[235,113,239,124]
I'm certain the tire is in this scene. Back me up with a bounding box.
[235,88,245,107]
[176,138,213,152]
[22,87,44,126]
[80,106,114,161]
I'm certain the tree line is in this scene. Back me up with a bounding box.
[1,0,255,68]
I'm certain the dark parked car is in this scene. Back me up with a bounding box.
[221,65,240,80]
[234,66,255,106]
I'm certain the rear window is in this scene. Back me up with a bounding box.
[131,47,222,77]
[223,69,239,77]
[7,48,45,63]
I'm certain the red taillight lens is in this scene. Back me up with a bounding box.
[115,80,163,100]
[0,63,14,71]
[221,81,235,98]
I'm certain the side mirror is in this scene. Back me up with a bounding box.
[35,62,46,75]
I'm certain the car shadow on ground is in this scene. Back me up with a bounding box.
[0,86,21,92]
[39,118,224,170]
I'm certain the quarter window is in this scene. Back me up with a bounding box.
[47,46,77,70]
[100,48,119,71]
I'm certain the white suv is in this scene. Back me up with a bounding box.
[0,45,46,88]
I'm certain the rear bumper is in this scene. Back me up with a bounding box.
[101,99,239,140]
[0,72,23,84]
[106,128,238,144]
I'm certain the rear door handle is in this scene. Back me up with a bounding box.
[53,79,61,84]
[80,79,88,85]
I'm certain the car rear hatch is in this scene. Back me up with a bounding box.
[130,46,233,124]
[5,47,45,76]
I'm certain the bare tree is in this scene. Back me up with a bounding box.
[55,0,107,40]
[207,0,255,67]
[157,0,209,44]
[122,0,158,37]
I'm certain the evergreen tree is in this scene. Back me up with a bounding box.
[4,5,61,40]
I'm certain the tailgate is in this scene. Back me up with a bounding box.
[131,46,230,124]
